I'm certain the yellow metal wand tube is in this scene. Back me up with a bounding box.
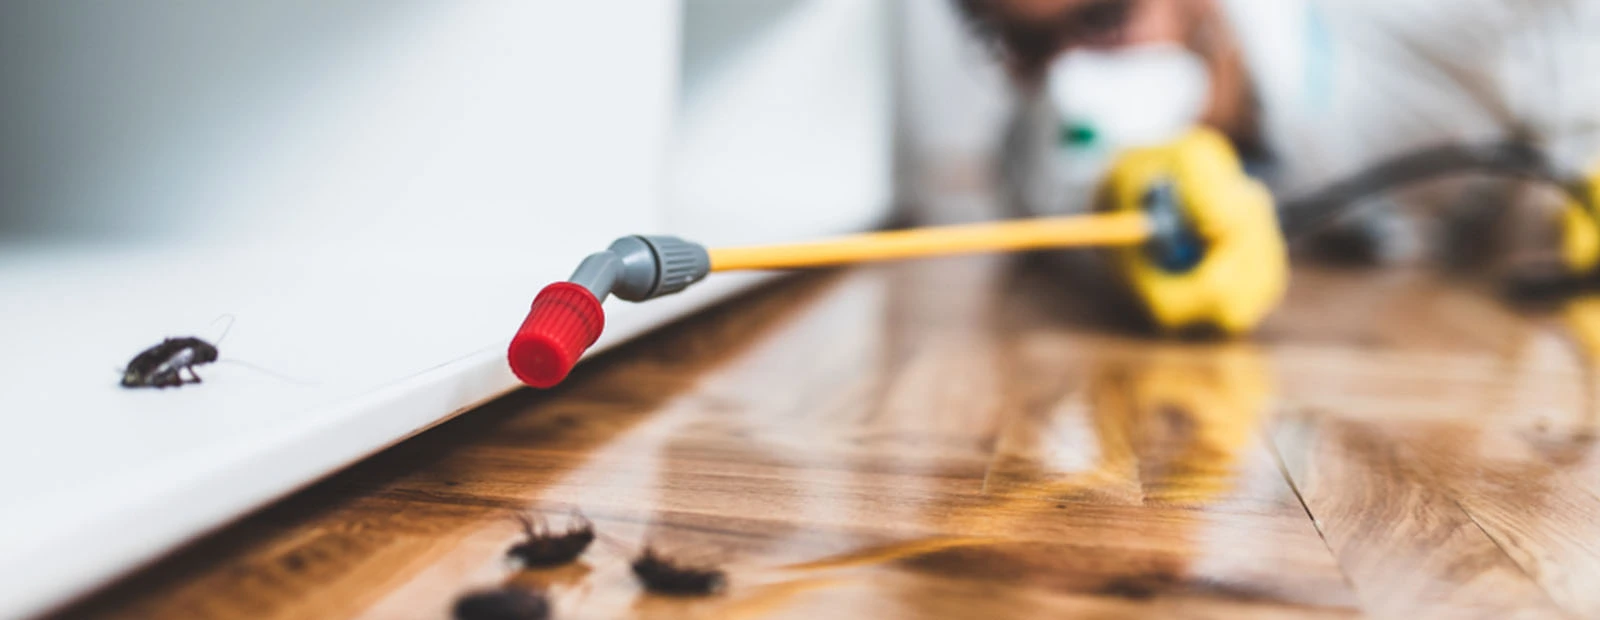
[707,212,1153,272]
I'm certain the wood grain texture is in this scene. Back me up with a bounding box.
[52,257,1600,619]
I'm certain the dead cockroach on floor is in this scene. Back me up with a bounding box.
[631,547,727,596]
[121,337,219,389]
[507,511,595,568]
[452,585,550,620]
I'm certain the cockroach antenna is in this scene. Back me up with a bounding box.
[208,313,237,346]
[212,358,320,387]
[207,315,321,386]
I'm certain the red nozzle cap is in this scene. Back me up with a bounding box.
[508,282,605,388]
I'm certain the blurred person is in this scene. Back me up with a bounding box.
[956,0,1600,269]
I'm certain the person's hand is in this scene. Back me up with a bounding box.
[1097,127,1288,334]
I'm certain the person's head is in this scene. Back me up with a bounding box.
[955,0,1259,151]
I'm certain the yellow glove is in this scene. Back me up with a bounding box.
[1561,167,1600,274]
[1097,128,1288,335]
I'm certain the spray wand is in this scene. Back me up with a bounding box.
[507,211,1158,388]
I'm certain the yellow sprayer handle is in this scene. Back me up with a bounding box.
[1099,128,1289,335]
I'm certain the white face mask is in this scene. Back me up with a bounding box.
[1047,43,1211,152]
[1011,44,1213,217]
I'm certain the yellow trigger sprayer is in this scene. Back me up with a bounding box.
[508,128,1600,389]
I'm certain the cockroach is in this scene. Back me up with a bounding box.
[630,547,726,596]
[121,337,219,388]
[121,315,235,389]
[118,317,308,389]
[507,511,595,568]
[452,585,549,620]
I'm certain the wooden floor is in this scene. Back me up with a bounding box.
[57,255,1600,619]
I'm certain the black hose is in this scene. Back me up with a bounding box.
[1277,141,1594,240]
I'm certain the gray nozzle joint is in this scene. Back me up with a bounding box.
[565,235,711,303]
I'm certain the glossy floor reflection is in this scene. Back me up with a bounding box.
[60,257,1600,619]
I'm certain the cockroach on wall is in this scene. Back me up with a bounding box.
[118,317,306,389]
[121,316,235,389]
[506,511,595,568]
[121,337,219,388]
[631,547,727,596]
